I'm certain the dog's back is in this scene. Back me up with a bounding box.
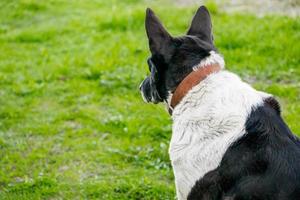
[170,70,300,200]
[187,78,300,199]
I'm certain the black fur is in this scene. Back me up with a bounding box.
[187,6,214,44]
[264,96,281,115]
[188,97,300,200]
[140,6,216,102]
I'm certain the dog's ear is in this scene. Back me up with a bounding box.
[187,6,213,44]
[145,8,172,54]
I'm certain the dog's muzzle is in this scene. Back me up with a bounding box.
[139,58,163,104]
[139,77,162,104]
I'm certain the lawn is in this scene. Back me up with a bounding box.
[0,0,299,199]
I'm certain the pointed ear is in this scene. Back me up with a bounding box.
[187,6,213,44]
[145,8,171,54]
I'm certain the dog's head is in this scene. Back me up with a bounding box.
[140,6,218,104]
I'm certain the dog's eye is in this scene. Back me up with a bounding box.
[173,39,182,48]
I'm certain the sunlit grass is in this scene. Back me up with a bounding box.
[0,0,299,199]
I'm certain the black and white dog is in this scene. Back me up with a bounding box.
[139,6,300,200]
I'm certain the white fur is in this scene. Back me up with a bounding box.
[193,50,225,71]
[164,91,173,112]
[169,53,271,199]
[139,79,148,103]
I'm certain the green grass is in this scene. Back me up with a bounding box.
[0,0,299,199]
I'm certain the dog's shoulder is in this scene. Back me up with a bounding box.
[188,96,300,200]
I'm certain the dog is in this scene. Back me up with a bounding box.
[139,6,300,200]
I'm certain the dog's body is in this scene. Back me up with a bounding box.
[170,64,300,200]
[170,67,271,199]
[140,6,300,200]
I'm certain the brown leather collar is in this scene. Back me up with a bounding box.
[169,63,221,115]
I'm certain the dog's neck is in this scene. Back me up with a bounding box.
[169,64,221,114]
[168,51,224,115]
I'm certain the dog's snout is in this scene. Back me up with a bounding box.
[139,79,145,91]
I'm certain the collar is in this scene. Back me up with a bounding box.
[168,63,221,115]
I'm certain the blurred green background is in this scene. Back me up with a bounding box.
[0,0,299,199]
